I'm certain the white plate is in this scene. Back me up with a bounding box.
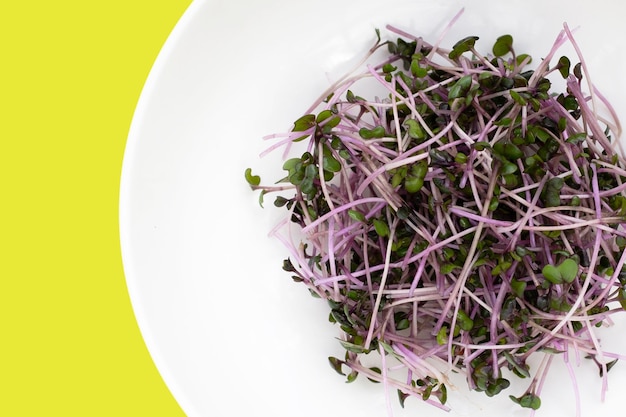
[120,1,626,416]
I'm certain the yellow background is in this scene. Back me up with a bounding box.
[1,1,191,415]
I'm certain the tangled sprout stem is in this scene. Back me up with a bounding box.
[246,21,626,414]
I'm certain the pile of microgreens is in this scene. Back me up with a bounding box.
[246,21,626,415]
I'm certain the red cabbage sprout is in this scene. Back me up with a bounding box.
[246,16,626,416]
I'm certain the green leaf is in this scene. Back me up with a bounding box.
[456,310,474,331]
[473,258,489,268]
[510,90,527,106]
[504,143,524,160]
[373,218,390,237]
[382,63,397,73]
[398,390,409,408]
[404,119,426,140]
[503,351,531,378]
[532,125,552,142]
[473,142,491,151]
[348,209,366,222]
[422,384,433,400]
[395,37,417,59]
[566,132,587,144]
[558,56,571,79]
[412,160,428,178]
[338,339,368,354]
[367,367,382,383]
[293,114,316,131]
[244,168,260,186]
[300,164,318,196]
[475,375,488,391]
[322,116,341,132]
[494,117,512,127]
[557,117,567,132]
[542,264,562,284]
[602,359,619,376]
[391,173,403,188]
[323,155,341,172]
[545,191,561,207]
[499,296,519,322]
[459,217,472,230]
[486,378,510,397]
[359,125,386,139]
[455,152,468,164]
[492,260,512,276]
[282,158,300,172]
[346,370,359,383]
[378,341,403,360]
[429,148,453,166]
[544,177,564,207]
[273,196,289,208]
[510,279,527,298]
[503,173,519,187]
[316,109,333,123]
[488,196,499,211]
[404,175,424,193]
[441,263,460,274]
[516,53,532,66]
[439,383,448,404]
[501,161,518,175]
[513,393,541,410]
[396,318,410,330]
[574,62,583,80]
[410,57,428,77]
[449,35,479,59]
[328,357,345,375]
[536,77,551,93]
[493,34,513,57]
[515,246,531,258]
[436,327,448,345]
[442,247,455,261]
[558,258,578,283]
[448,75,473,100]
